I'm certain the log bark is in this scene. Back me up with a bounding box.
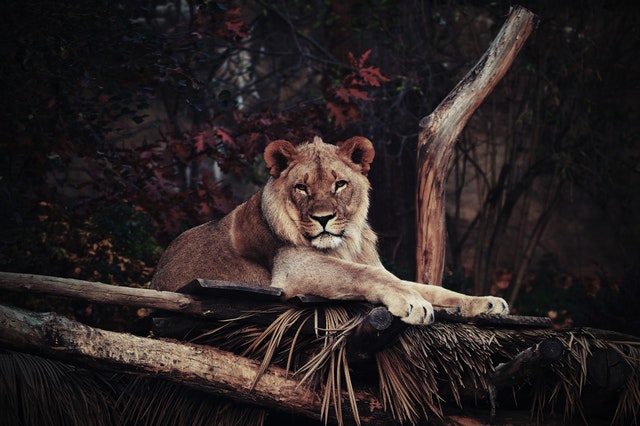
[0,303,391,424]
[0,271,214,317]
[415,6,538,284]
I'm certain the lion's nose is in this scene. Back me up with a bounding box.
[311,214,335,228]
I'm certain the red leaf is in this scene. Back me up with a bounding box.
[172,142,190,161]
[347,88,370,100]
[358,66,390,87]
[348,49,372,68]
[215,128,236,148]
[224,8,248,39]
[335,87,351,102]
[194,133,206,153]
[358,49,372,68]
[327,102,347,128]
[346,104,360,121]
[347,52,356,67]
[335,87,370,102]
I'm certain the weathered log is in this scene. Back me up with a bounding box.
[0,273,288,325]
[415,5,538,285]
[491,337,565,388]
[0,271,216,317]
[0,272,552,331]
[346,307,406,361]
[0,303,391,425]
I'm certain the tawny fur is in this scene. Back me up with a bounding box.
[151,136,508,324]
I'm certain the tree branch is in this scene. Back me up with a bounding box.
[415,5,538,285]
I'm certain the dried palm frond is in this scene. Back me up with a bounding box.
[0,349,267,426]
[0,349,117,426]
[192,306,640,426]
[192,303,369,425]
[116,376,266,426]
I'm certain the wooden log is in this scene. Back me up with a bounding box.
[435,309,553,328]
[0,271,215,317]
[346,307,406,361]
[0,272,552,331]
[0,272,292,325]
[415,6,538,285]
[491,337,565,388]
[0,303,392,425]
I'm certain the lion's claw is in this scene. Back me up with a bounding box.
[461,296,509,317]
[382,290,434,325]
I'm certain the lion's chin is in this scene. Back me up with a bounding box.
[310,233,344,250]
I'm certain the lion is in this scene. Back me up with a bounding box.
[151,136,508,324]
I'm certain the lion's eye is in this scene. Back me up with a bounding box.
[335,180,348,190]
[294,183,308,194]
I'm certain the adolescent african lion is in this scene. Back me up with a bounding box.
[151,136,508,324]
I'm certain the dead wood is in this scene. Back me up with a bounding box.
[415,5,538,284]
[0,271,214,317]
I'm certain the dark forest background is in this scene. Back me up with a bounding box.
[1,0,638,334]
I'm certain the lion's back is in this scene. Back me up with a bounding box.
[151,208,273,292]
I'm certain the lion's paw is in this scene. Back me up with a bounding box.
[382,290,434,325]
[461,296,509,317]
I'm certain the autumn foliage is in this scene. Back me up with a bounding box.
[0,0,389,289]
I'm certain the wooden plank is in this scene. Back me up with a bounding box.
[177,278,283,300]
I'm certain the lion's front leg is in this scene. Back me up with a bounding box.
[401,281,509,316]
[272,247,434,325]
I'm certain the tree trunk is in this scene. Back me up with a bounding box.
[416,6,537,285]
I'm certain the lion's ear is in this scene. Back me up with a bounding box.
[338,136,375,175]
[264,140,297,178]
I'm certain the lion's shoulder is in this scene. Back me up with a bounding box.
[229,190,281,266]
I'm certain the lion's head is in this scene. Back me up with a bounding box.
[261,136,375,252]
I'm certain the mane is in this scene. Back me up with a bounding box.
[261,179,307,247]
